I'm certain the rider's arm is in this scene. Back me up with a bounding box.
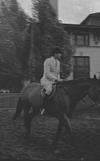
[58,75,63,82]
[44,59,57,81]
[57,61,63,82]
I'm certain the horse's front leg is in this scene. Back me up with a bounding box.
[63,114,74,145]
[63,114,81,157]
[52,120,63,152]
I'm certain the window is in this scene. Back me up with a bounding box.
[73,56,90,79]
[72,33,89,46]
[93,33,100,44]
[76,35,84,46]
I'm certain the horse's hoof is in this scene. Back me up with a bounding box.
[51,146,60,155]
[24,134,29,139]
[80,157,85,161]
[24,133,31,141]
[53,149,60,154]
[12,114,17,121]
[12,119,16,127]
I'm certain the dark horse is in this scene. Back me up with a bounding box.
[12,78,99,151]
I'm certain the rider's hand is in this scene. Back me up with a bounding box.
[58,78,64,82]
[54,79,58,83]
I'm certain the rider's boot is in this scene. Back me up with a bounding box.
[41,95,49,115]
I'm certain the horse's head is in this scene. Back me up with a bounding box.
[51,78,100,119]
[87,85,98,104]
[87,79,100,104]
[57,78,100,103]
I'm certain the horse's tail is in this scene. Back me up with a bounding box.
[12,97,23,121]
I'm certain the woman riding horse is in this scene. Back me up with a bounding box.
[40,47,63,114]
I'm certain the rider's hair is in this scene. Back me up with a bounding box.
[52,47,62,56]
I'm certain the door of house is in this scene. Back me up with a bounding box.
[73,56,90,79]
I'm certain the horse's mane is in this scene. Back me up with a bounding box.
[58,78,99,87]
[21,78,100,93]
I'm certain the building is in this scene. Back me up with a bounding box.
[48,0,100,79]
[63,12,100,79]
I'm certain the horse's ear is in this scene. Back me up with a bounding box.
[89,85,98,93]
[88,85,99,104]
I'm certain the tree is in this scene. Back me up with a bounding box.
[0,0,29,90]
[30,0,74,80]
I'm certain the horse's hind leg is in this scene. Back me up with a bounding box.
[24,104,40,141]
[23,101,39,138]
[24,103,31,139]
[12,97,23,121]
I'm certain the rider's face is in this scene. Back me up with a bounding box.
[54,53,62,60]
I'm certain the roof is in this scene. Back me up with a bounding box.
[63,23,100,33]
[80,12,100,26]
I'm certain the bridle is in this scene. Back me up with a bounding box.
[87,84,99,105]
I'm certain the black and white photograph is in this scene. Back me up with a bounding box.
[0,0,100,160]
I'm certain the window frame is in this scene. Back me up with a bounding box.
[73,56,90,79]
[72,33,89,47]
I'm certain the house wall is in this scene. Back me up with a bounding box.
[67,33,100,80]
[75,47,100,78]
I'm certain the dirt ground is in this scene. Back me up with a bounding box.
[0,104,100,160]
